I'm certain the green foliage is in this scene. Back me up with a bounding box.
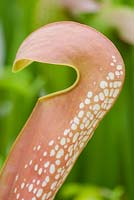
[57,183,125,200]
[0,0,133,199]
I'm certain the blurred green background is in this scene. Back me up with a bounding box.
[0,0,133,200]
